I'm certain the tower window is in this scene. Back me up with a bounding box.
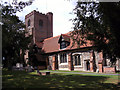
[28,19,30,27]
[39,19,43,27]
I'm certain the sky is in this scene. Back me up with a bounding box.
[3,0,77,36]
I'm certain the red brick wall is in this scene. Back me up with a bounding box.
[25,10,53,42]
[98,63,103,73]
[46,12,53,38]
[98,51,103,73]
[52,55,55,70]
[103,67,116,73]
[68,53,72,71]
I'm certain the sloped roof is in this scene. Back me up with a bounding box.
[58,34,70,43]
[42,32,93,53]
[42,35,60,53]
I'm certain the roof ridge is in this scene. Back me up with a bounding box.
[44,32,71,41]
[44,35,60,41]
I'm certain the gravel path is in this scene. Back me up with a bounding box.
[50,71,120,76]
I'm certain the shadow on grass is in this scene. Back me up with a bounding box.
[2,69,119,89]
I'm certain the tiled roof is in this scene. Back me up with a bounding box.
[42,32,93,53]
[42,35,60,53]
[58,34,70,43]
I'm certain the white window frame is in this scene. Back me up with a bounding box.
[72,52,82,67]
[59,53,68,65]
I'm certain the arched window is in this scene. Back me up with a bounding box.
[39,19,43,27]
[28,19,30,27]
[60,53,67,63]
[74,54,81,66]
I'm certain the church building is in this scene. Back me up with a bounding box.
[24,10,119,73]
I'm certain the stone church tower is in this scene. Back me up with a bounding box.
[25,10,53,43]
[24,10,53,66]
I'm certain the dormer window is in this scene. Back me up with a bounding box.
[28,19,30,27]
[60,41,68,49]
[58,34,70,49]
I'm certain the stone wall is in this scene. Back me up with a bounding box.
[48,56,53,70]
[71,51,102,72]
[47,50,120,73]
[81,52,90,71]
[72,51,91,71]
[95,51,100,69]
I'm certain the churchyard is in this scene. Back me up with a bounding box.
[2,68,120,89]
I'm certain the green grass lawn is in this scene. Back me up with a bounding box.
[2,69,120,89]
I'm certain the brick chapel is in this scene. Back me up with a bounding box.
[24,10,120,73]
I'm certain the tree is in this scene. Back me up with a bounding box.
[28,44,39,67]
[2,0,34,69]
[72,2,120,65]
